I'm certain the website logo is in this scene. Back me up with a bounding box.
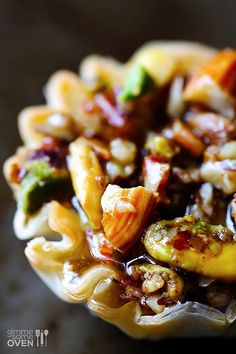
[7,329,49,348]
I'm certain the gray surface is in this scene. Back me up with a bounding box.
[0,0,236,353]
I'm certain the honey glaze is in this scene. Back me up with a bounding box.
[73,230,235,314]
[68,191,236,314]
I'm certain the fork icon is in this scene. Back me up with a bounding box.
[35,329,40,346]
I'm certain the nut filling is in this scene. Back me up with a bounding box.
[3,41,236,338]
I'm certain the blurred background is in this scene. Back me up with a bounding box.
[1,0,236,353]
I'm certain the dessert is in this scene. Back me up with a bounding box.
[4,41,236,338]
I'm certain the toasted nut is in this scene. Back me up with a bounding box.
[105,138,137,182]
[172,166,202,184]
[110,138,137,165]
[203,141,236,162]
[171,119,205,158]
[201,160,236,194]
[101,184,156,253]
[106,161,135,182]
[184,49,236,117]
[201,141,236,194]
[167,76,185,117]
[219,141,236,160]
[69,137,107,229]
[128,264,184,307]
[144,216,236,281]
[145,134,177,160]
[143,156,170,193]
[142,273,165,294]
[186,112,236,145]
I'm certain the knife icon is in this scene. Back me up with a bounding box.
[40,330,44,346]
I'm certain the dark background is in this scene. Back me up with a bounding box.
[1,0,236,353]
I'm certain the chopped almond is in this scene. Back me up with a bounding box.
[69,137,108,229]
[171,120,205,158]
[143,156,170,193]
[184,49,236,117]
[186,112,236,144]
[101,184,156,253]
